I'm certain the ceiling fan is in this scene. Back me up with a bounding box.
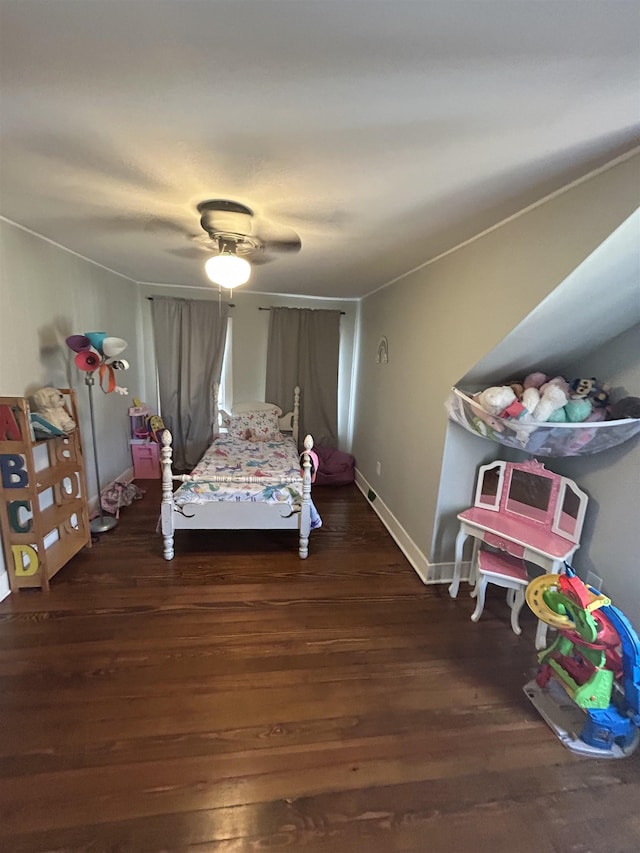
[197,199,302,257]
[194,199,302,288]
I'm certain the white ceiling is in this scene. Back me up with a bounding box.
[1,0,639,299]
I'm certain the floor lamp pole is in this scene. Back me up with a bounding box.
[85,373,117,534]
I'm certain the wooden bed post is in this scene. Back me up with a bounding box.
[160,430,175,560]
[299,434,313,559]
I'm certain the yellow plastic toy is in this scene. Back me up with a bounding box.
[525,573,610,630]
[526,574,574,629]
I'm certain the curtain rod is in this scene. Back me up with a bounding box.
[258,306,345,314]
[145,298,342,314]
[147,297,235,307]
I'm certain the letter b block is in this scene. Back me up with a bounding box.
[0,454,28,488]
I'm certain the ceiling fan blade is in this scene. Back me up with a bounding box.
[260,235,302,253]
[79,214,197,238]
[166,246,214,260]
[142,216,199,237]
[248,253,277,266]
[264,237,302,254]
[252,220,302,253]
[269,204,351,230]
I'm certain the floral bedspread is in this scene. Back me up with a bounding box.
[174,436,304,506]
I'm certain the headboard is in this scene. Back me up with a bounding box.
[212,384,300,444]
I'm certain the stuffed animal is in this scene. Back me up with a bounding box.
[475,386,518,418]
[31,387,76,432]
[570,377,596,398]
[507,381,524,400]
[521,382,569,422]
[590,384,611,409]
[471,411,506,436]
[585,407,607,422]
[607,396,640,420]
[523,372,549,390]
[570,377,611,408]
[564,398,592,423]
[541,376,571,397]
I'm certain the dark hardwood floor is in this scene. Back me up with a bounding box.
[0,482,638,853]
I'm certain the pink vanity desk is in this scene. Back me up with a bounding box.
[448,459,588,649]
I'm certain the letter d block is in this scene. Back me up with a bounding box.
[11,544,40,577]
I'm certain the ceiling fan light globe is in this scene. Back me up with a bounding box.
[205,254,251,288]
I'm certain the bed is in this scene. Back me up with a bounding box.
[159,386,319,560]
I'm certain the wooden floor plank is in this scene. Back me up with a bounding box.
[0,481,637,852]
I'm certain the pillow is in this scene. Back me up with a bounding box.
[247,429,281,442]
[229,408,282,441]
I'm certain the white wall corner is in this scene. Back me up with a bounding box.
[354,468,471,585]
[0,570,10,602]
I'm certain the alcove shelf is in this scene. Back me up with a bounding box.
[0,391,91,591]
[446,387,640,458]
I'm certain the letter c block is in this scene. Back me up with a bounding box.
[8,500,33,533]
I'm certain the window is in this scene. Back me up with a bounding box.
[218,317,233,412]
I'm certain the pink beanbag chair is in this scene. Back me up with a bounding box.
[313,445,355,486]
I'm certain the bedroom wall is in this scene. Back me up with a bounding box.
[545,325,640,629]
[136,284,358,450]
[352,152,640,604]
[0,217,142,596]
[436,323,640,630]
[434,209,640,559]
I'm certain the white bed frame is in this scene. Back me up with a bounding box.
[159,386,316,560]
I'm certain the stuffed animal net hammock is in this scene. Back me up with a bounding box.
[446,388,640,457]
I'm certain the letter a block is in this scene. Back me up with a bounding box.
[0,405,22,441]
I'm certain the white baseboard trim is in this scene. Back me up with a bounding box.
[354,468,471,586]
[0,571,10,602]
[88,466,135,516]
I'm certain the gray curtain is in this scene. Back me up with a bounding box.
[265,307,340,446]
[151,297,228,470]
